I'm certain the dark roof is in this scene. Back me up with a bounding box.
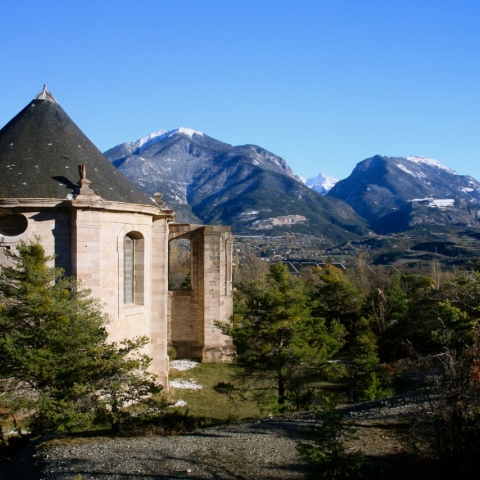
[0,87,155,205]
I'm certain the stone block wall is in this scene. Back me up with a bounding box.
[0,207,72,273]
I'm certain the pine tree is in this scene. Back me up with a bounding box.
[219,263,345,407]
[0,240,159,433]
[309,264,364,333]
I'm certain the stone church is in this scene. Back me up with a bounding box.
[0,86,234,390]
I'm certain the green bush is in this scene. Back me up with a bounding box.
[298,396,364,479]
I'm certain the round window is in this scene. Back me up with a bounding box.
[0,215,28,236]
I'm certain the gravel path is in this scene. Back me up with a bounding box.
[0,418,311,480]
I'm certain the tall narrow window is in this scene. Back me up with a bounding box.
[124,235,134,304]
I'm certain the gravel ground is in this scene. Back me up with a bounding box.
[0,417,311,480]
[0,392,426,480]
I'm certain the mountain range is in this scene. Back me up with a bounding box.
[105,129,369,245]
[104,129,480,245]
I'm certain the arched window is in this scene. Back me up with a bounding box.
[123,233,144,305]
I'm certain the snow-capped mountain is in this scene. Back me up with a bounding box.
[304,172,338,195]
[328,155,480,233]
[104,128,370,244]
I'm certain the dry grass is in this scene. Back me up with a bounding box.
[162,362,262,421]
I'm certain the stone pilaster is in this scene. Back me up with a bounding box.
[151,217,171,391]
[201,227,235,362]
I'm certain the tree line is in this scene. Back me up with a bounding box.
[222,255,480,475]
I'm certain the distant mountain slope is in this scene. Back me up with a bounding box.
[105,129,370,244]
[327,155,480,232]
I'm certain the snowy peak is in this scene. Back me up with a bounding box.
[174,127,204,138]
[406,155,457,175]
[135,129,168,150]
[135,127,205,154]
[305,172,338,195]
[113,128,206,157]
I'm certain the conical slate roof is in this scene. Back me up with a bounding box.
[0,87,155,205]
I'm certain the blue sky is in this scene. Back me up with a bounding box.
[1,0,480,182]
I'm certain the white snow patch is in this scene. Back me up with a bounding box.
[170,360,199,371]
[461,187,474,193]
[169,399,188,408]
[406,156,457,175]
[4,430,30,436]
[174,127,204,139]
[239,211,259,217]
[169,379,203,390]
[397,164,415,176]
[431,199,455,207]
[397,163,426,179]
[135,130,167,148]
[411,198,455,209]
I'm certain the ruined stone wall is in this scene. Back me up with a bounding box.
[168,290,204,358]
[168,224,235,362]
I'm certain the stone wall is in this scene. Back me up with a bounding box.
[0,206,72,273]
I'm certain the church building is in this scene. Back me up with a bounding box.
[0,86,234,390]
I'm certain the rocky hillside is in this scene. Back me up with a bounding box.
[105,129,370,245]
[328,155,480,233]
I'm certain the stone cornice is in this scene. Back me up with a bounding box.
[0,197,175,220]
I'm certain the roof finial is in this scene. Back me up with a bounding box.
[75,164,101,200]
[34,85,58,103]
